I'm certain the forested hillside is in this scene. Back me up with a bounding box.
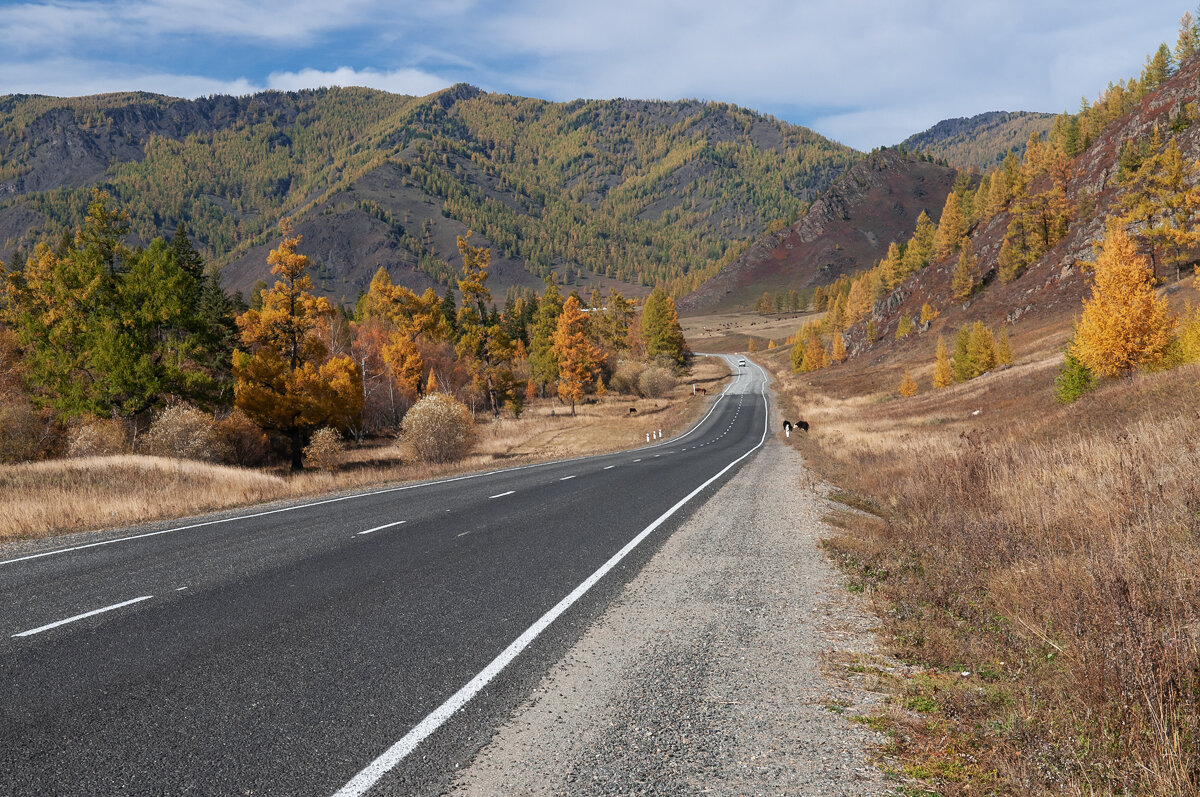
[899,110,1056,171]
[0,85,856,302]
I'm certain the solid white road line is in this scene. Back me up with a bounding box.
[357,521,407,536]
[330,359,771,797]
[12,595,154,638]
[489,491,515,499]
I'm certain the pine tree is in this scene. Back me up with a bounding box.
[919,303,938,325]
[1177,12,1199,63]
[951,240,978,300]
[898,370,918,397]
[1072,225,1174,377]
[233,223,362,469]
[553,295,603,415]
[528,282,563,396]
[951,325,974,382]
[967,320,997,374]
[932,336,953,388]
[895,315,916,340]
[641,287,687,366]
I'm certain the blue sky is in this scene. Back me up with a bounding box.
[0,0,1190,149]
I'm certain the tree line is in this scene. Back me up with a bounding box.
[0,191,688,468]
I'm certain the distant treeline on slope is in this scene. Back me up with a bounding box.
[0,85,858,300]
[899,111,1057,172]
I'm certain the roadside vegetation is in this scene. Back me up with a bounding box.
[755,17,1200,794]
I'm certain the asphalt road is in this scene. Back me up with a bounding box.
[0,354,771,797]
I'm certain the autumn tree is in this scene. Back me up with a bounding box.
[933,191,966,260]
[233,224,362,469]
[951,240,979,300]
[932,336,953,388]
[552,295,604,415]
[898,370,918,397]
[1117,138,1200,280]
[830,332,847,363]
[452,234,521,415]
[1071,225,1174,378]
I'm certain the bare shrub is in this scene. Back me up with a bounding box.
[0,397,42,463]
[303,426,344,472]
[67,417,129,458]
[637,365,675,398]
[609,361,644,395]
[214,408,270,467]
[401,393,475,463]
[141,404,224,462]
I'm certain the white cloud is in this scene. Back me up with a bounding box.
[266,67,449,97]
[0,58,259,98]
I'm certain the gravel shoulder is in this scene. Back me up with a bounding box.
[449,440,890,796]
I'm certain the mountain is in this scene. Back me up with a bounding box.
[0,86,857,303]
[677,150,958,313]
[900,111,1056,171]
[835,50,1200,368]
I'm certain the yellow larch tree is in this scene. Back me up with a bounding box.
[898,370,919,397]
[830,332,847,363]
[553,295,603,415]
[932,336,953,388]
[233,223,362,469]
[933,191,966,261]
[1072,225,1174,377]
[951,240,978,301]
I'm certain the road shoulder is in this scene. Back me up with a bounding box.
[449,440,890,795]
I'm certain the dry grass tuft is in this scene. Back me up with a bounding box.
[772,345,1200,794]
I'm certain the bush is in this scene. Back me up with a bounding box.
[1055,351,1097,404]
[637,365,675,398]
[68,418,129,457]
[401,393,475,463]
[214,408,270,467]
[0,397,42,463]
[303,426,345,472]
[609,361,644,395]
[141,404,223,461]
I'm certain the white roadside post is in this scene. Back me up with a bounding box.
[646,433,650,443]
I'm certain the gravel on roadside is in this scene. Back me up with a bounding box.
[449,440,891,796]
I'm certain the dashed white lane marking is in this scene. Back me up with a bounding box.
[559,475,576,481]
[632,459,641,462]
[329,362,772,797]
[489,491,515,499]
[12,595,155,638]
[603,466,615,470]
[357,520,407,536]
[175,586,188,591]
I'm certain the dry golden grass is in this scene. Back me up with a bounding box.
[765,333,1200,794]
[0,358,731,543]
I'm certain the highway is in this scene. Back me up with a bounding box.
[0,354,771,796]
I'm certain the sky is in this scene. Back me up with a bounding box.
[0,0,1191,150]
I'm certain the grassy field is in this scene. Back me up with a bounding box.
[757,288,1200,794]
[0,358,730,543]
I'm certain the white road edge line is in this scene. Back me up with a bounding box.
[330,355,769,797]
[489,491,515,499]
[357,521,407,536]
[1,358,738,570]
[12,595,155,638]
